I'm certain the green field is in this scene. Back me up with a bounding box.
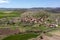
[0,11,21,18]
[3,33,39,40]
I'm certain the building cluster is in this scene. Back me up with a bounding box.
[0,16,58,27]
[20,17,58,27]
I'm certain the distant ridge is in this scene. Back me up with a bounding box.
[0,7,60,13]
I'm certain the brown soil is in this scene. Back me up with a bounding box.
[29,34,60,40]
[0,28,20,35]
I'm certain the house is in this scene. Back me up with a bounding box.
[49,24,58,28]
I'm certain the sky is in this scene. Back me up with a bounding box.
[0,0,60,8]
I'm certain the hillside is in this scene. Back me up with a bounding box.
[0,8,60,40]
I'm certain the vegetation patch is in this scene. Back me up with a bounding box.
[3,33,39,40]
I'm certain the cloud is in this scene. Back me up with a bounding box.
[0,0,9,4]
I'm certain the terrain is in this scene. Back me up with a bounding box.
[0,8,60,40]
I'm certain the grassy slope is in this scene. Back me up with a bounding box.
[0,11,21,18]
[3,33,39,40]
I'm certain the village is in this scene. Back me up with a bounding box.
[0,8,60,40]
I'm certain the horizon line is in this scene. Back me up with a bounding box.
[0,7,60,8]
